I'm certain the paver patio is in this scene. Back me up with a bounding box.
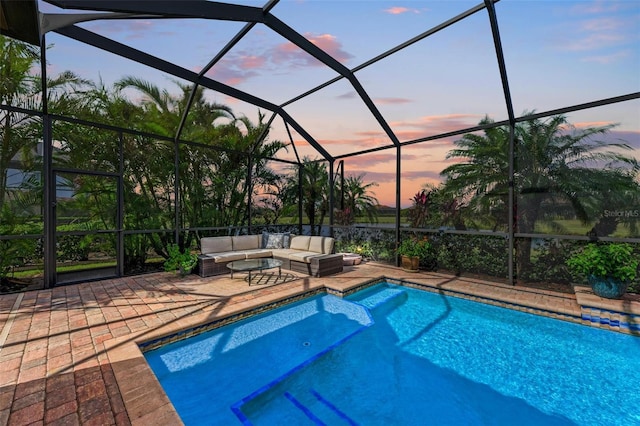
[1,262,638,425]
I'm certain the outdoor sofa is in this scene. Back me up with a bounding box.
[197,233,344,278]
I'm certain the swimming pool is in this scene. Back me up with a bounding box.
[144,282,640,425]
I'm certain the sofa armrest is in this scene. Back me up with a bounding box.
[201,236,233,254]
[289,253,343,277]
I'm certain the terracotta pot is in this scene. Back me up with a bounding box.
[340,253,362,266]
[401,255,419,272]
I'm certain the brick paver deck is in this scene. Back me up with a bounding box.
[1,262,638,425]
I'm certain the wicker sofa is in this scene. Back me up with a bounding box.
[197,233,343,278]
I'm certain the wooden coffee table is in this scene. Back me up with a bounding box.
[226,258,283,286]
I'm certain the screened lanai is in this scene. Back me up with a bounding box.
[0,0,638,291]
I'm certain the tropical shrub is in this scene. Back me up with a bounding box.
[522,239,582,284]
[397,237,437,271]
[406,189,431,228]
[567,243,639,283]
[431,233,507,277]
[163,244,198,276]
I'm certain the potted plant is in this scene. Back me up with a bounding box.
[397,237,432,272]
[164,244,198,277]
[566,243,639,299]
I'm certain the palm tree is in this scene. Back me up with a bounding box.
[283,162,382,233]
[406,183,468,230]
[55,76,286,266]
[246,114,289,225]
[0,37,38,209]
[0,36,88,206]
[282,157,329,235]
[115,76,235,138]
[118,79,289,237]
[338,174,380,224]
[442,113,639,276]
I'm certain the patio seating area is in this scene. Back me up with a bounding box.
[1,262,638,425]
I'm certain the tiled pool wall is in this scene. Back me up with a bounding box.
[139,276,639,352]
[138,287,327,352]
[391,278,583,323]
[324,277,385,298]
[139,278,384,353]
[332,277,640,335]
[580,306,640,334]
[388,278,640,335]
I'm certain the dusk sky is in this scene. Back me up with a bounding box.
[39,0,639,207]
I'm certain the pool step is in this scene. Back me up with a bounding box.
[351,285,407,312]
[283,389,358,425]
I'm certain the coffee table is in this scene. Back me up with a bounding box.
[226,258,283,286]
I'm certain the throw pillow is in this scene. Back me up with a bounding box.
[262,232,290,249]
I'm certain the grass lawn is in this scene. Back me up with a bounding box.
[278,215,636,238]
[534,219,634,237]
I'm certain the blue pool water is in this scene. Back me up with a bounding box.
[144,283,640,425]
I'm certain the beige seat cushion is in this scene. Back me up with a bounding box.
[270,249,298,258]
[232,235,260,251]
[209,252,245,263]
[201,237,232,254]
[323,238,334,254]
[288,251,322,264]
[244,249,272,259]
[289,235,311,251]
[308,236,334,254]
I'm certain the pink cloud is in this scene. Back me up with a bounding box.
[581,17,621,32]
[400,170,441,181]
[570,1,622,15]
[582,50,630,64]
[353,170,397,182]
[83,20,161,40]
[317,137,392,150]
[205,32,352,86]
[206,57,260,86]
[292,139,311,147]
[390,114,481,129]
[278,113,484,163]
[573,120,617,128]
[389,113,483,142]
[354,130,387,137]
[389,130,429,141]
[270,42,325,68]
[307,34,354,63]
[556,13,633,59]
[404,139,456,149]
[240,55,266,69]
[384,7,420,15]
[374,97,413,105]
[342,153,396,168]
[561,32,624,52]
[337,92,357,100]
[284,114,479,154]
[271,33,353,65]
